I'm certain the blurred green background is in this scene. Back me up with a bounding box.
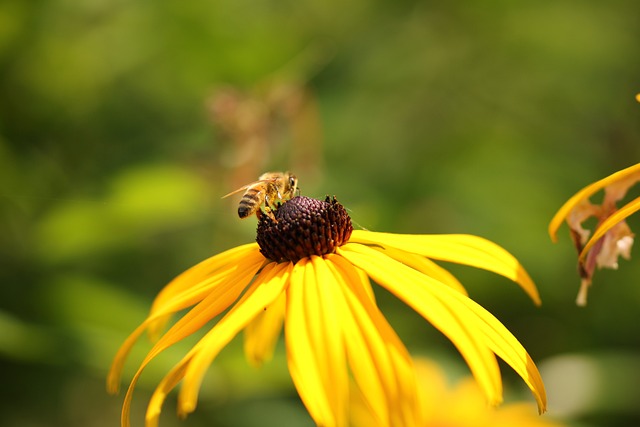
[1,0,639,426]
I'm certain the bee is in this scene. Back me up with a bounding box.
[223,171,298,221]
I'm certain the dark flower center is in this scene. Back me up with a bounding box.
[256,196,353,263]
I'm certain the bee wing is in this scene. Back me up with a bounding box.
[221,179,276,199]
[221,184,252,199]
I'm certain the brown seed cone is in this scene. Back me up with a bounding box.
[256,196,353,263]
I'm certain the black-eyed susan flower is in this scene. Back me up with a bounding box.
[352,357,562,427]
[108,195,547,427]
[549,163,640,306]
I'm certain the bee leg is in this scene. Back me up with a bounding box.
[264,192,278,213]
[261,207,277,222]
[260,194,278,222]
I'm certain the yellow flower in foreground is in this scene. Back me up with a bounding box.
[549,163,640,305]
[354,357,561,427]
[108,196,547,427]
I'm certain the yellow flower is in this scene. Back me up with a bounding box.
[353,357,562,427]
[549,163,640,305]
[108,195,547,427]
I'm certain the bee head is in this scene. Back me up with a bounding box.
[286,172,298,194]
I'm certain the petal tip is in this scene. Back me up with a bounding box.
[106,366,123,395]
[177,400,197,419]
[106,380,120,395]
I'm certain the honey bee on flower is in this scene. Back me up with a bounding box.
[223,171,298,221]
[109,192,547,427]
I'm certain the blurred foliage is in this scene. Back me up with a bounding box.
[1,0,639,426]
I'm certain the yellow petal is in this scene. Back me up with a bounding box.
[148,245,264,337]
[338,243,503,407]
[350,230,539,305]
[372,245,468,296]
[243,291,286,367]
[285,257,349,427]
[328,254,421,427]
[107,250,262,395]
[549,163,640,242]
[308,256,350,424]
[340,243,547,413]
[441,286,547,413]
[107,322,153,396]
[579,196,640,261]
[349,382,384,427]
[145,356,192,427]
[118,261,282,426]
[151,243,260,308]
[354,264,377,303]
[178,261,292,416]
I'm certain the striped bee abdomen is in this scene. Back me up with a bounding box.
[238,187,264,218]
